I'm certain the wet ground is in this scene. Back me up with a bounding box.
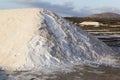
[1,64,120,80]
[0,26,120,80]
[0,41,119,80]
[81,25,120,54]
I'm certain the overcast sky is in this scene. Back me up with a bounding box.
[0,0,120,17]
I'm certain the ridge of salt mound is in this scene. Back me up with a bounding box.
[0,8,115,71]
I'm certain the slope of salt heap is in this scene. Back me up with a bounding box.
[0,8,116,71]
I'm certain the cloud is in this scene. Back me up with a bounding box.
[16,1,120,17]
[96,7,120,13]
[87,7,120,15]
[17,1,92,17]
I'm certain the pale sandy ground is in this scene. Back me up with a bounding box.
[0,8,117,72]
[0,9,40,70]
[0,8,119,80]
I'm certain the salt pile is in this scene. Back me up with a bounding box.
[0,8,115,71]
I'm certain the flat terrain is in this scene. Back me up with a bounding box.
[65,17,120,53]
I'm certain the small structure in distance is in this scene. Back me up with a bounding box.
[79,21,103,27]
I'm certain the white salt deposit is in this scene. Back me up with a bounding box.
[0,8,116,71]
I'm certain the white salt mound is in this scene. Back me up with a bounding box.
[0,8,115,71]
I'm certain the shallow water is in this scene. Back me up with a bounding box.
[4,64,120,80]
[0,40,120,80]
[0,55,120,80]
[0,45,120,80]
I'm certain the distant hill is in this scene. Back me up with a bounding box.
[87,12,120,19]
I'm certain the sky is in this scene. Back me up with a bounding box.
[0,0,120,17]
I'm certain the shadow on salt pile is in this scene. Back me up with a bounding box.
[0,68,13,80]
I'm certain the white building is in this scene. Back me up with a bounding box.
[79,21,101,27]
